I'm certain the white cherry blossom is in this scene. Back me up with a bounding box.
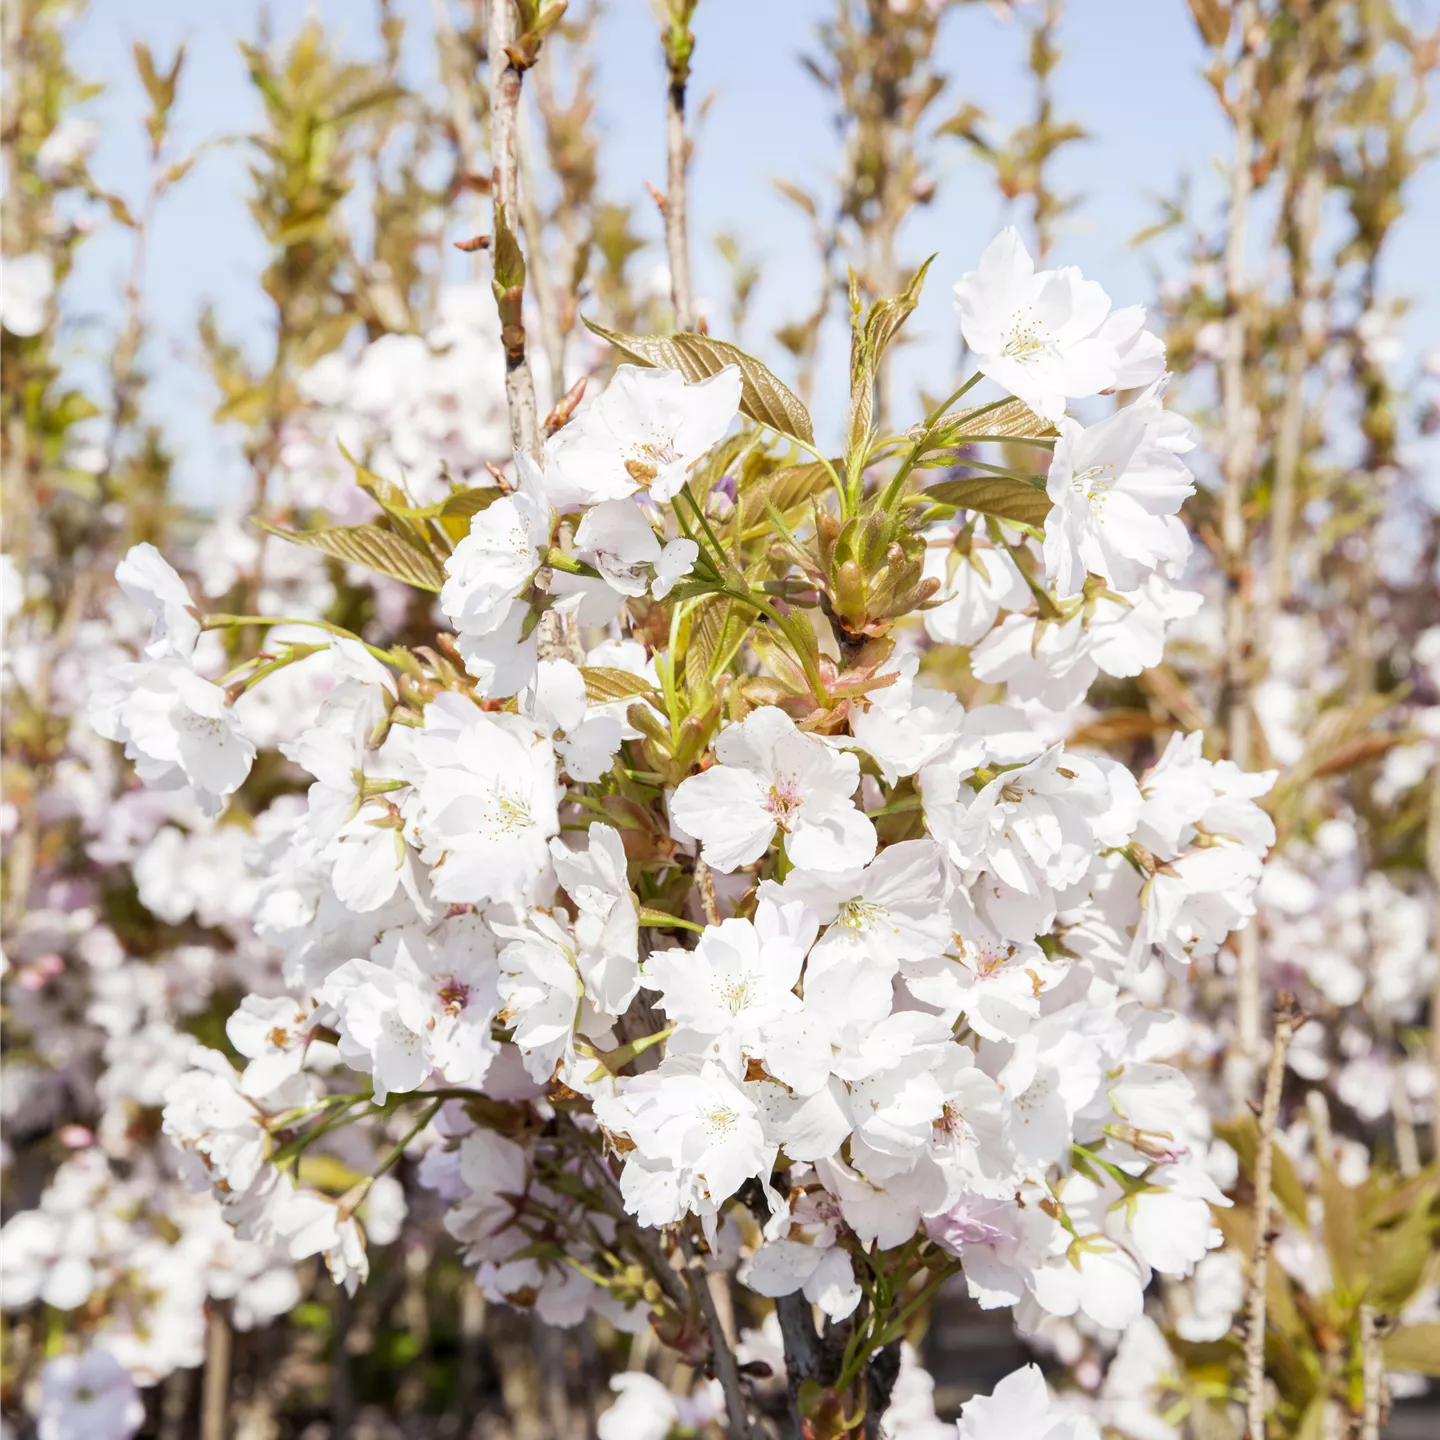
[954,228,1123,421]
[954,1364,1099,1440]
[1043,382,1194,598]
[114,544,201,662]
[405,693,559,906]
[545,364,742,508]
[1,252,55,337]
[643,897,814,1074]
[594,1058,772,1219]
[923,533,1032,646]
[90,662,255,818]
[671,705,876,873]
[36,1348,145,1440]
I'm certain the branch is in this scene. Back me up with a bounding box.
[660,4,697,331]
[863,1339,903,1440]
[679,1230,755,1440]
[775,1292,826,1439]
[488,0,542,459]
[557,1114,692,1316]
[1428,767,1440,1148]
[1358,1304,1385,1440]
[518,94,566,400]
[1244,993,1297,1440]
[1218,0,1264,1097]
[200,1304,231,1440]
[694,856,721,926]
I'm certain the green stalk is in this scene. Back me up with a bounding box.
[201,614,394,664]
[877,372,981,512]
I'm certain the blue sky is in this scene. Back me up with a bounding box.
[64,0,1438,503]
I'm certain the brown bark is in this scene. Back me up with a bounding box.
[488,0,542,460]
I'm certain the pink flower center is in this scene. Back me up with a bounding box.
[764,774,803,829]
[437,978,470,1015]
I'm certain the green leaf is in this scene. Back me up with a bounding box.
[579,667,659,704]
[213,387,270,425]
[861,256,933,368]
[1292,1391,1328,1440]
[1213,1114,1311,1225]
[384,486,503,524]
[659,577,723,605]
[848,259,935,471]
[919,475,1054,529]
[926,397,1057,446]
[742,461,831,520]
[261,522,445,592]
[1365,1182,1439,1313]
[685,597,750,691]
[99,192,138,228]
[1382,1323,1440,1375]
[582,318,814,446]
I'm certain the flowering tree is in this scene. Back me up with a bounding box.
[91,193,1281,1435]
[3,2,1438,1439]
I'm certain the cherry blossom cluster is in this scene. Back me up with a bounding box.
[0,287,510,1434]
[65,229,1286,1434]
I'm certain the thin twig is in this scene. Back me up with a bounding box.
[1264,40,1326,624]
[432,0,489,276]
[1220,0,1264,1099]
[694,856,721,927]
[488,0,542,458]
[1244,994,1297,1440]
[200,1304,231,1440]
[517,93,566,399]
[679,1229,754,1440]
[332,1282,354,1440]
[1429,767,1440,1157]
[1392,1064,1420,1177]
[1358,1304,1384,1440]
[559,1115,692,1315]
[660,4,697,331]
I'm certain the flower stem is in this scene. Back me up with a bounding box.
[877,371,980,512]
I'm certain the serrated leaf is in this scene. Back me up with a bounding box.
[686,598,750,691]
[863,256,933,364]
[743,461,831,517]
[660,577,723,605]
[384,487,503,524]
[920,475,1054,529]
[580,666,659,704]
[583,318,814,446]
[925,397,1057,446]
[261,522,445,592]
[750,612,820,700]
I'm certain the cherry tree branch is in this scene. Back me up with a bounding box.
[660,3,698,331]
[1218,0,1264,1099]
[1244,993,1297,1440]
[678,1228,756,1440]
[488,0,542,459]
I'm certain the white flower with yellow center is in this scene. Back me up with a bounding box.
[593,1058,773,1218]
[954,228,1138,421]
[642,898,814,1075]
[405,693,559,906]
[670,705,877,873]
[544,363,742,508]
[1043,381,1195,598]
